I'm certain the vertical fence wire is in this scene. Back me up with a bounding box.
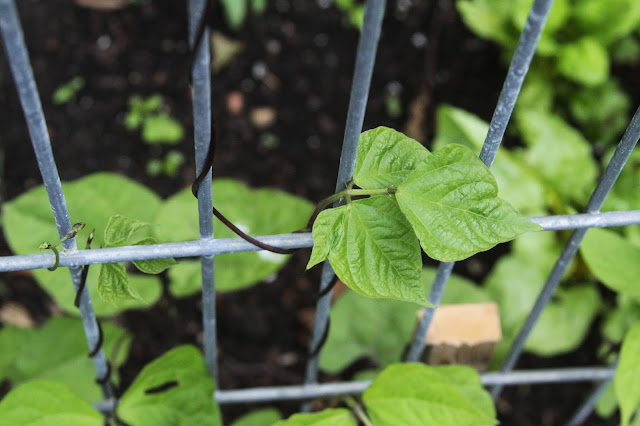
[301,0,386,407]
[0,0,113,398]
[405,0,555,362]
[566,359,618,426]
[491,105,640,401]
[187,0,217,382]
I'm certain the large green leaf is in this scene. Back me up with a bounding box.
[433,105,546,215]
[517,110,597,205]
[274,408,356,426]
[2,173,163,315]
[319,289,417,373]
[353,127,430,189]
[435,365,496,419]
[0,316,131,402]
[581,228,640,296]
[231,408,282,426]
[118,345,222,426]
[0,380,103,426]
[557,37,609,86]
[154,179,313,295]
[572,0,640,44]
[362,363,497,425]
[316,196,426,305]
[615,323,640,426]
[395,144,541,261]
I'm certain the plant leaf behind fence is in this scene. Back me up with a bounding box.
[2,173,162,315]
[0,380,103,426]
[274,408,356,426]
[395,144,541,262]
[118,345,221,426]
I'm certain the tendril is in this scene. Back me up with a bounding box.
[39,222,85,271]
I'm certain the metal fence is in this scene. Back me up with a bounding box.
[1,0,638,424]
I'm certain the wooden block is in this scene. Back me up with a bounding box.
[419,302,502,372]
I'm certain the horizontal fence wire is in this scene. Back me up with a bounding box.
[491,104,640,401]
[0,0,112,398]
[187,0,217,382]
[1,210,640,273]
[302,0,386,410]
[89,366,614,412]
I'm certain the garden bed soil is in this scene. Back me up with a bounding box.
[0,1,624,425]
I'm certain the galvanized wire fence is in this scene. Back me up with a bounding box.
[1,0,638,423]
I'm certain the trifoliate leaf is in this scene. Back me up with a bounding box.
[104,214,150,247]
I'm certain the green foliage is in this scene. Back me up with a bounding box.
[309,127,539,305]
[52,76,85,105]
[146,151,185,178]
[98,214,175,304]
[275,408,356,426]
[0,381,103,426]
[362,363,497,425]
[125,95,183,145]
[219,0,268,30]
[0,316,131,402]
[616,323,640,426]
[332,0,365,29]
[231,408,282,426]
[2,173,163,315]
[457,0,639,147]
[154,178,313,295]
[117,345,222,425]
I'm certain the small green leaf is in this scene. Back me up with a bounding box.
[0,317,131,402]
[104,214,150,247]
[142,113,184,145]
[274,408,356,426]
[615,323,640,426]
[220,0,248,30]
[324,196,427,305]
[132,237,176,274]
[2,173,163,315]
[307,207,346,270]
[319,289,418,373]
[231,408,282,426]
[118,345,222,426]
[581,228,640,296]
[363,363,497,425]
[395,144,541,262]
[98,262,142,304]
[0,381,103,426]
[52,76,85,105]
[557,37,609,86]
[354,127,430,189]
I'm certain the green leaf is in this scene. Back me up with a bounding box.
[0,316,131,402]
[525,285,601,356]
[307,207,346,270]
[615,323,640,426]
[323,196,427,305]
[220,0,248,30]
[153,179,313,295]
[231,408,282,426]
[132,237,177,274]
[433,105,546,215]
[319,289,418,373]
[434,365,496,419]
[456,0,514,47]
[118,345,222,426]
[362,363,497,425]
[395,144,541,262]
[0,381,102,426]
[422,267,491,305]
[354,127,430,189]
[581,228,640,295]
[104,214,150,247]
[602,295,640,344]
[98,262,143,304]
[142,113,184,145]
[2,172,163,315]
[572,0,640,44]
[52,76,85,105]
[557,37,609,86]
[517,110,597,204]
[274,408,356,426]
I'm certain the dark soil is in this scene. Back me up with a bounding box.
[0,1,621,425]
